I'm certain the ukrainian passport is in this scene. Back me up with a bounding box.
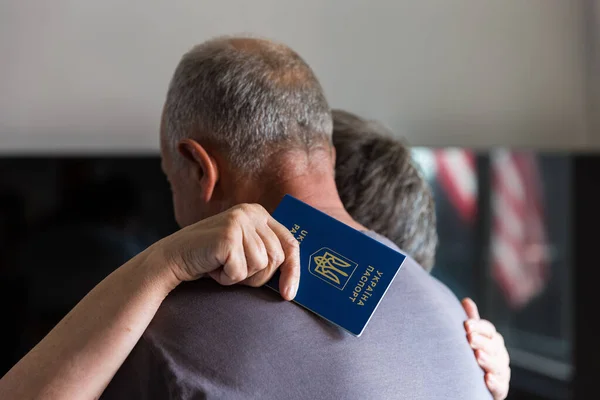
[266,195,406,337]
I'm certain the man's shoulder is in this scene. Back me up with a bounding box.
[133,280,354,399]
[398,256,467,316]
[370,256,465,335]
[149,254,467,343]
[146,279,287,334]
[143,279,332,354]
[141,230,488,400]
[362,230,467,321]
[149,238,469,358]
[369,258,491,398]
[128,262,491,399]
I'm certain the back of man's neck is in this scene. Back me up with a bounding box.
[250,168,367,232]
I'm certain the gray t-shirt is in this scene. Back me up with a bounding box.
[103,232,491,400]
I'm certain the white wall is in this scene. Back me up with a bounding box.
[0,0,590,153]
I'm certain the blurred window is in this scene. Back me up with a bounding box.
[412,148,573,381]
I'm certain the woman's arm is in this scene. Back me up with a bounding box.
[0,204,299,400]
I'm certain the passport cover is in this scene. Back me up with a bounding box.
[266,195,406,337]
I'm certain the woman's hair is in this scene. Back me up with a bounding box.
[332,109,437,271]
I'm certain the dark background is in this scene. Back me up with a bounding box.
[0,153,595,399]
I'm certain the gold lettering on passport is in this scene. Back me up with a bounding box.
[349,266,374,303]
[288,224,308,245]
[309,248,358,290]
[350,268,383,306]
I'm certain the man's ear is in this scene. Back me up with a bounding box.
[177,139,219,202]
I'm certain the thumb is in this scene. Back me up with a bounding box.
[461,297,481,320]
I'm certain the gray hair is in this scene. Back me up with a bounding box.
[163,36,333,173]
[332,109,438,271]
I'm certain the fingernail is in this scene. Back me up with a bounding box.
[465,320,475,331]
[285,281,298,300]
[487,374,496,387]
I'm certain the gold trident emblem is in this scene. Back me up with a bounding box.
[313,251,352,285]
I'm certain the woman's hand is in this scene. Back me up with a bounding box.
[462,298,511,400]
[153,203,301,300]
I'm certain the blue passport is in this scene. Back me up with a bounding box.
[266,195,406,337]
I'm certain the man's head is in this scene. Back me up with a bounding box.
[160,36,333,226]
[332,110,438,271]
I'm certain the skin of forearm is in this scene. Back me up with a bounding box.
[0,245,180,400]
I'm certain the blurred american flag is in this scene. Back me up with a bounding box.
[489,149,550,309]
[414,148,550,309]
[434,149,478,223]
